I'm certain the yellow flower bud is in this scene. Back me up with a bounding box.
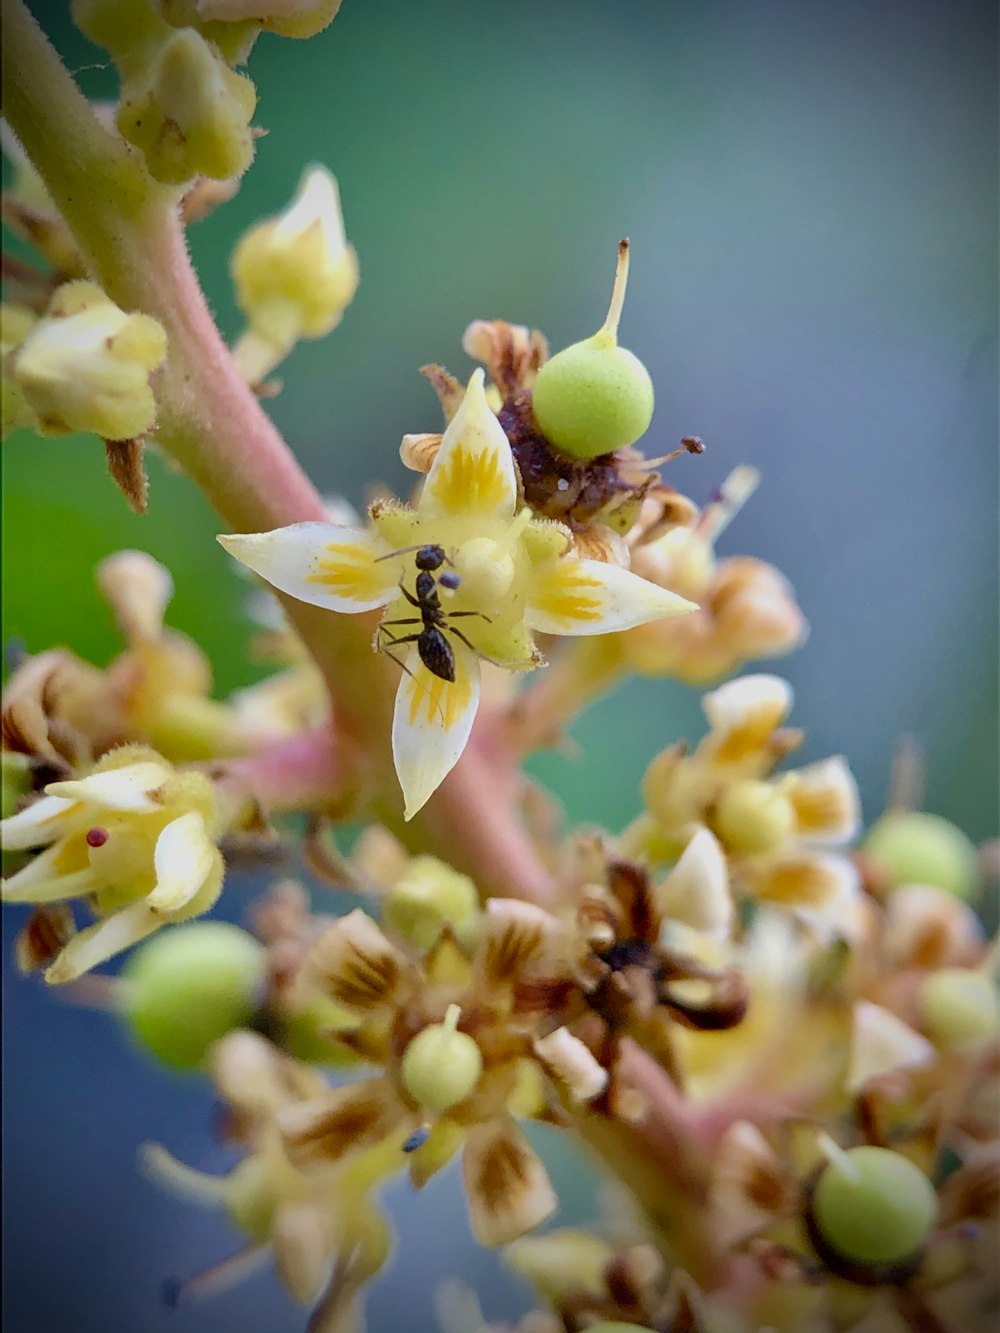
[117,28,257,184]
[400,1004,483,1112]
[2,304,39,438]
[232,165,359,347]
[713,778,795,854]
[12,282,167,439]
[382,855,479,951]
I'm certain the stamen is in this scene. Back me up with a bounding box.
[160,1245,271,1307]
[86,827,109,848]
[697,464,760,544]
[493,506,533,559]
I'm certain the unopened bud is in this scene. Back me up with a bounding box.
[117,28,257,184]
[13,282,167,439]
[232,166,359,353]
[919,967,1000,1052]
[864,810,979,901]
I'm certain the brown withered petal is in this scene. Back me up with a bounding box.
[179,176,240,225]
[462,1115,557,1247]
[2,649,121,766]
[660,966,749,1032]
[272,1198,335,1304]
[709,1120,793,1250]
[399,431,443,474]
[304,909,411,1012]
[477,899,559,992]
[606,858,659,942]
[104,438,149,515]
[278,1077,406,1168]
[569,524,631,567]
[14,902,75,973]
[461,319,548,399]
[209,1029,327,1123]
[419,363,465,420]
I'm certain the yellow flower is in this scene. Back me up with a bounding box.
[220,371,695,817]
[0,746,225,982]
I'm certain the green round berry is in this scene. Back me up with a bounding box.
[863,811,978,899]
[122,922,265,1071]
[919,968,1000,1051]
[812,1146,938,1267]
[400,1006,483,1112]
[532,340,654,460]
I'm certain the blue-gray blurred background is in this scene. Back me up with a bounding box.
[3,1,997,1330]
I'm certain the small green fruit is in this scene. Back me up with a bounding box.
[400,1004,483,1112]
[919,967,999,1051]
[531,239,654,460]
[812,1146,938,1267]
[864,811,978,900]
[122,922,265,1071]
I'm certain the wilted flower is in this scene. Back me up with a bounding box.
[221,371,696,816]
[0,745,227,981]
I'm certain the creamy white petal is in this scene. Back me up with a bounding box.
[846,1000,937,1094]
[44,901,162,983]
[96,550,173,643]
[304,908,409,1012]
[525,558,696,636]
[1,845,98,902]
[218,524,398,613]
[272,1199,335,1305]
[146,812,216,913]
[0,794,77,850]
[47,762,170,813]
[788,755,861,845]
[533,1027,608,1102]
[656,826,733,938]
[391,642,480,821]
[278,1077,406,1168]
[462,1116,557,1246]
[420,369,518,520]
[702,674,792,738]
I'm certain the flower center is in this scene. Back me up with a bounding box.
[454,537,515,607]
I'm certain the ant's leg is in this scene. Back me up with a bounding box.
[445,625,519,669]
[445,611,492,622]
[397,585,422,610]
[380,617,422,628]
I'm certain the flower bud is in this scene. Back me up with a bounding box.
[713,778,795,854]
[919,967,999,1052]
[863,810,979,900]
[1,304,39,438]
[13,282,167,439]
[232,166,359,348]
[117,28,257,184]
[400,1004,483,1112]
[381,855,479,951]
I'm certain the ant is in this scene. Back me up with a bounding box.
[375,544,487,684]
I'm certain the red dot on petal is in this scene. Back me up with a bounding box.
[86,827,109,848]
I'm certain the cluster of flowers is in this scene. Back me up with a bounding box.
[2,4,996,1331]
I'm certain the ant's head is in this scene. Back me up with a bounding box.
[414,545,446,571]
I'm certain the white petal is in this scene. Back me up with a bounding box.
[846,1000,936,1094]
[146,812,215,913]
[0,794,77,850]
[218,523,398,613]
[702,674,793,737]
[657,826,733,938]
[1,841,98,903]
[44,901,162,983]
[47,762,171,813]
[420,369,518,520]
[525,558,696,636]
[463,1117,557,1246]
[391,642,480,820]
[533,1027,608,1102]
[787,755,861,845]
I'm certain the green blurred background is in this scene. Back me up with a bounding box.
[3,1,997,1331]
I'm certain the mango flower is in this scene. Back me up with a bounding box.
[0,745,225,982]
[220,371,696,817]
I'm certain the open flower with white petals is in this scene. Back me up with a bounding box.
[220,370,696,818]
[630,674,864,937]
[276,899,607,1247]
[0,745,226,982]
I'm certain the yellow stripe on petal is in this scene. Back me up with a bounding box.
[219,524,398,614]
[392,643,480,820]
[526,558,697,636]
[421,370,517,519]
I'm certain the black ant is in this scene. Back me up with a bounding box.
[375,544,487,684]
